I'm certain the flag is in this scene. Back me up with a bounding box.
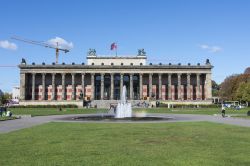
[110,42,117,50]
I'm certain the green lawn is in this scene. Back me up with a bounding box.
[1,122,250,166]
[135,107,249,115]
[231,115,250,119]
[9,108,107,116]
[8,107,249,117]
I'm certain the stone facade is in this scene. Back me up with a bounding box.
[19,54,213,107]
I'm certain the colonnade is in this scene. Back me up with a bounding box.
[20,72,212,101]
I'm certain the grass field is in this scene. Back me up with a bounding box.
[136,107,249,115]
[8,107,249,117]
[1,122,250,166]
[8,108,107,116]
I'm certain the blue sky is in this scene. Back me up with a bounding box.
[0,0,250,92]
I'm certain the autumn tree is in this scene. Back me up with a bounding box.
[219,74,250,101]
[219,74,238,100]
[242,83,250,106]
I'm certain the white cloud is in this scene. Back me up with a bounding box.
[199,44,222,53]
[47,37,73,50]
[0,40,17,50]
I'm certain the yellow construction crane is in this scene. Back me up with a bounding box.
[11,36,69,64]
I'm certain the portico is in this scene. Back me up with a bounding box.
[19,49,213,107]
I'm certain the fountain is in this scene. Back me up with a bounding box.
[115,85,132,118]
[62,85,173,122]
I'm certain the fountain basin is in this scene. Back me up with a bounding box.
[63,114,173,122]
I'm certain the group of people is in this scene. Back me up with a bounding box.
[135,101,149,108]
[0,105,12,117]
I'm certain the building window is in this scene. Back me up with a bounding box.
[140,63,143,66]
[101,63,104,65]
[130,63,133,66]
[121,63,123,66]
[92,63,94,65]
[111,63,114,65]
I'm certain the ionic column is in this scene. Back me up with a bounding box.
[101,73,104,100]
[52,73,55,100]
[205,73,212,100]
[71,73,75,100]
[32,73,36,100]
[91,73,95,100]
[139,73,143,99]
[187,73,191,100]
[20,73,26,101]
[168,74,172,100]
[149,73,152,98]
[158,74,162,100]
[196,73,201,100]
[81,73,85,99]
[62,73,65,100]
[120,73,124,100]
[130,73,133,100]
[110,73,114,100]
[178,73,182,100]
[42,73,46,100]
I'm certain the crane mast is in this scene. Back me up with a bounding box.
[11,36,70,64]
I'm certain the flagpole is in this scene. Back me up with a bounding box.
[115,46,117,57]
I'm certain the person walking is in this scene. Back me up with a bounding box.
[221,106,226,118]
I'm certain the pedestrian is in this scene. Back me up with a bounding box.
[6,110,12,117]
[221,106,226,118]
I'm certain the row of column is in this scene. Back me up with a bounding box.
[21,72,211,101]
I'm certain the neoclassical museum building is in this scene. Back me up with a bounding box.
[19,49,213,107]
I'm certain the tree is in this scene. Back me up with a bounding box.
[0,92,11,105]
[0,89,3,96]
[219,74,250,101]
[242,83,250,106]
[235,82,250,106]
[236,82,246,101]
[212,80,220,97]
[244,67,250,74]
[219,74,238,100]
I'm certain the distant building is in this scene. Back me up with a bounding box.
[12,86,20,102]
[18,49,213,107]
